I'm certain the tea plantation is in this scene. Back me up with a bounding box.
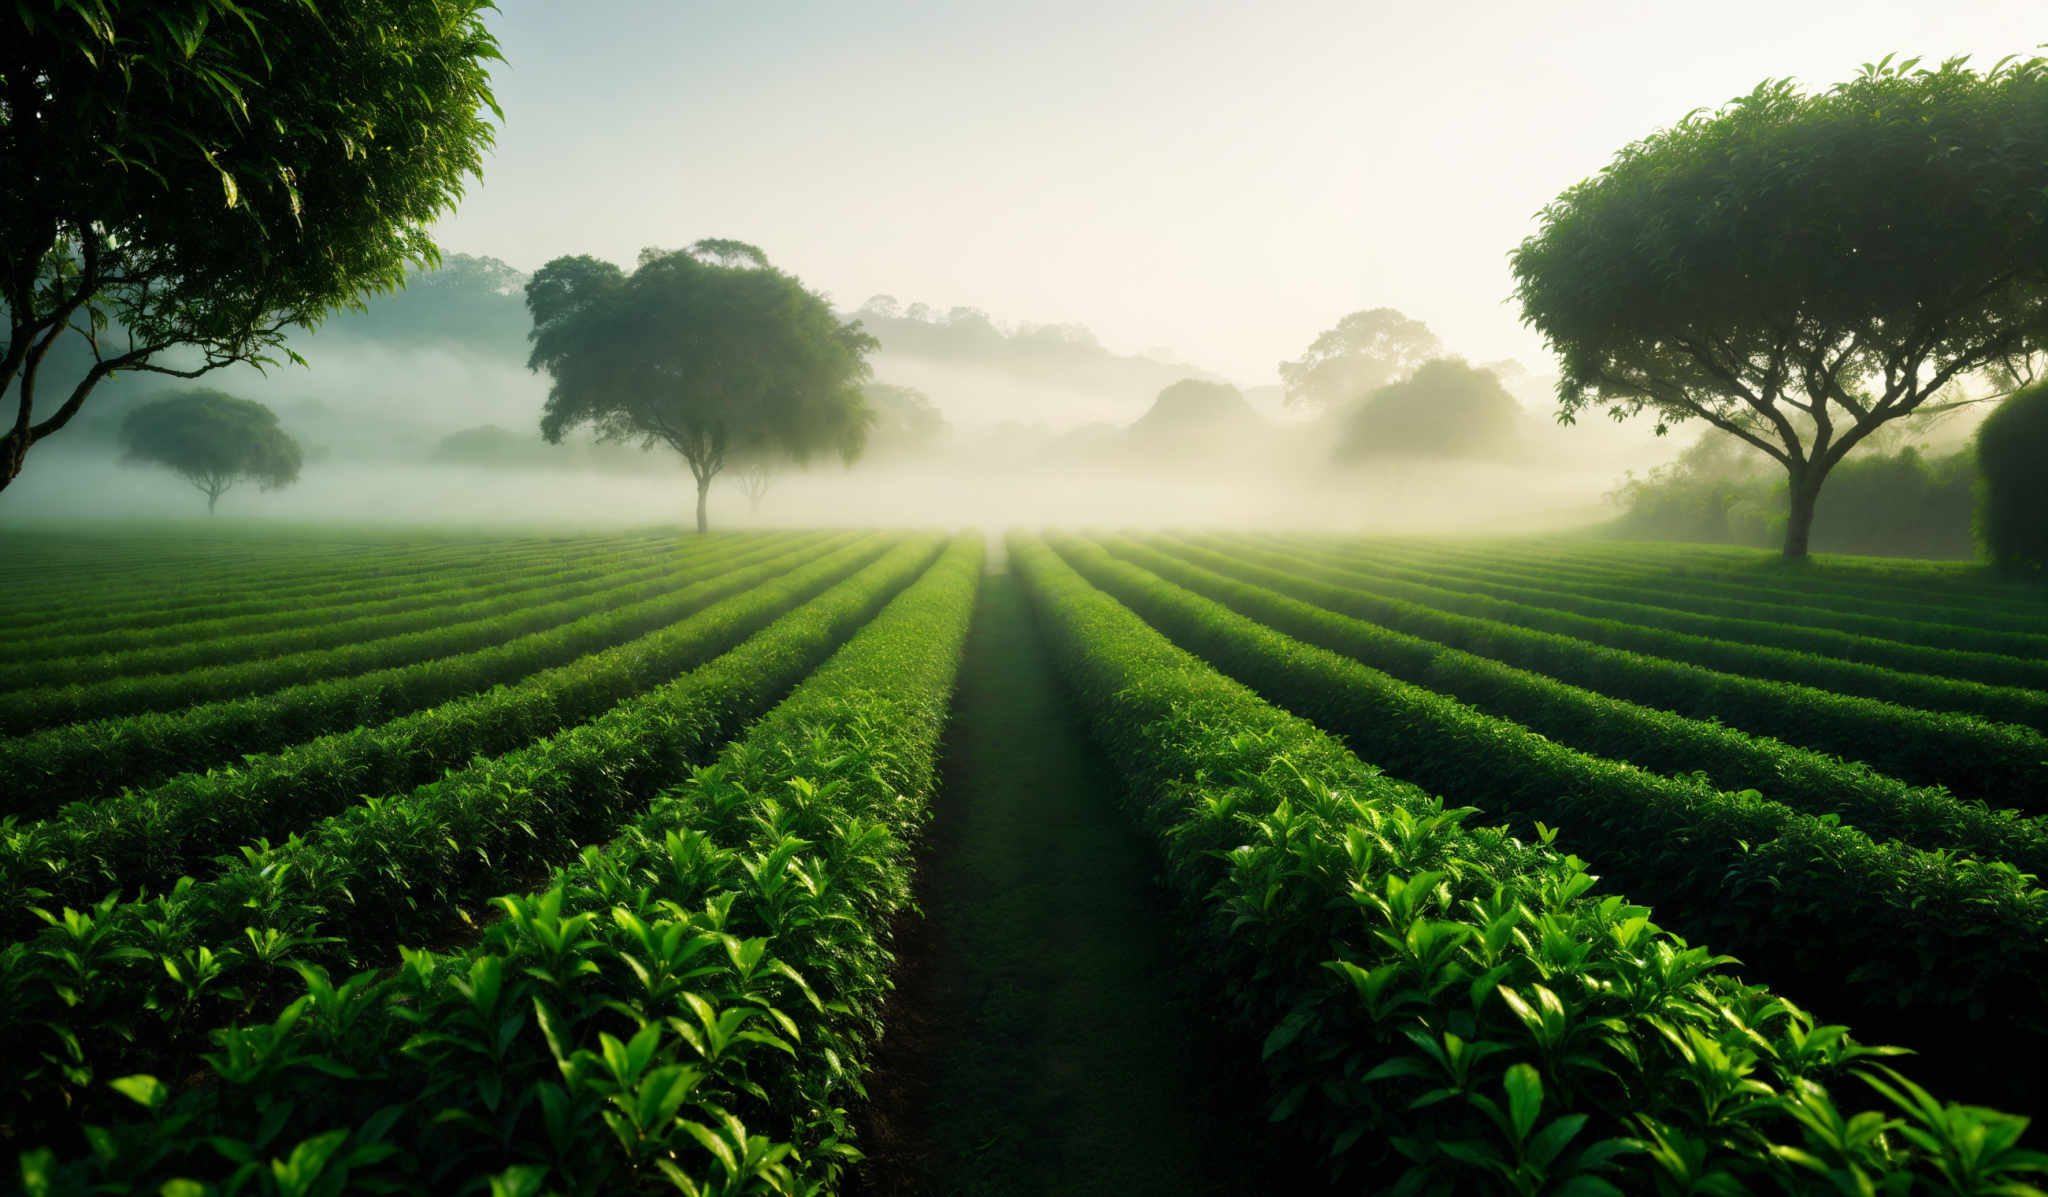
[5,527,2046,1194]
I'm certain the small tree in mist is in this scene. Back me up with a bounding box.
[861,383,950,459]
[1335,358,1521,460]
[731,459,775,513]
[118,389,302,514]
[1976,380,2048,575]
[1,0,501,497]
[1279,309,1442,410]
[1512,55,2048,559]
[527,242,875,532]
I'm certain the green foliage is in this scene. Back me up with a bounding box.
[0,536,866,938]
[1202,537,2048,809]
[0,537,699,729]
[1010,535,2048,1192]
[856,382,949,459]
[1336,357,1521,461]
[1346,535,2048,692]
[0,538,944,1145]
[1109,536,2048,879]
[528,242,877,531]
[1976,381,2048,575]
[1,0,502,488]
[15,537,979,1194]
[1277,307,1442,411]
[1126,378,1263,459]
[0,534,839,819]
[1052,534,2048,1120]
[116,389,301,512]
[313,254,531,357]
[1814,448,1978,559]
[0,533,634,640]
[1357,536,2048,658]
[1513,55,2048,556]
[1609,437,1979,559]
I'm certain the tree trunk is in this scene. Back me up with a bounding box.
[695,473,710,534]
[1782,467,1824,560]
[208,489,220,516]
[0,429,23,496]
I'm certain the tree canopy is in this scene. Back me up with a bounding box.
[859,383,950,459]
[118,388,301,513]
[1512,54,2048,557]
[1976,380,2048,575]
[1,0,501,495]
[1335,358,1522,460]
[314,254,529,357]
[1278,308,1442,410]
[529,241,876,532]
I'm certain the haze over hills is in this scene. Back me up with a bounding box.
[2,251,1691,532]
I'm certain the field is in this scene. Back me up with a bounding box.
[4,526,2047,1195]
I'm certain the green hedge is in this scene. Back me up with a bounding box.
[0,532,696,682]
[16,536,980,1195]
[1103,536,2048,876]
[1011,535,2045,1192]
[1256,538,2048,728]
[0,535,845,816]
[1015,537,2039,1188]
[0,533,645,638]
[0,537,946,1146]
[1356,539,2048,661]
[0,539,754,731]
[0,536,873,930]
[1189,536,2048,811]
[1055,536,2048,1120]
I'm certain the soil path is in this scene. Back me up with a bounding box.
[852,562,1307,1195]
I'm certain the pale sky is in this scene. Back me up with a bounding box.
[432,0,2044,384]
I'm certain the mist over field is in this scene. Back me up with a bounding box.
[0,256,1693,535]
[11,3,2048,1192]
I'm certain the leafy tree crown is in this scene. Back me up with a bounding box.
[117,387,302,494]
[2,0,501,486]
[1512,55,2048,461]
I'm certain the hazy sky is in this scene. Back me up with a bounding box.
[433,0,2043,384]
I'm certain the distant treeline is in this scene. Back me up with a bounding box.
[849,296,1215,398]
[1608,439,1978,559]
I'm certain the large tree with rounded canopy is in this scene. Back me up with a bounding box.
[1278,308,1442,411]
[119,388,301,513]
[528,242,876,533]
[1,0,502,496]
[1336,358,1521,460]
[1512,55,2048,558]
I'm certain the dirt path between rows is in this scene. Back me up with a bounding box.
[850,564,1321,1195]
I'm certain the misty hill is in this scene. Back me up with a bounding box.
[848,296,1229,427]
[308,253,530,360]
[1333,358,1525,462]
[1125,379,1272,462]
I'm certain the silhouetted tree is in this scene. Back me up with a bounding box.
[118,389,302,513]
[1,0,501,495]
[528,241,875,532]
[316,254,529,357]
[860,383,950,458]
[1127,378,1264,461]
[1337,358,1521,460]
[1513,55,2048,558]
[1279,309,1442,410]
[732,461,775,513]
[1976,380,2048,575]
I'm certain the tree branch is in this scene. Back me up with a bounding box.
[1594,366,1793,467]
[1666,338,1804,465]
